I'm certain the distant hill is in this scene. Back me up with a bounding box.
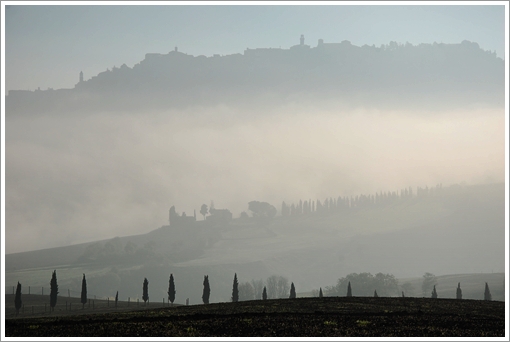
[6,39,504,115]
[5,182,504,304]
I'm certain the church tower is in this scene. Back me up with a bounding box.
[79,71,83,83]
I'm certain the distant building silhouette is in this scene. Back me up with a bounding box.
[207,207,233,224]
[169,205,196,227]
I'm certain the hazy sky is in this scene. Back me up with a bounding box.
[3,2,506,91]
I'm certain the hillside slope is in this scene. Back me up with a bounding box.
[5,182,505,304]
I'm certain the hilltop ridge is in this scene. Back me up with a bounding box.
[6,37,504,114]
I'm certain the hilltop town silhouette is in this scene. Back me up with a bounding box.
[6,36,504,114]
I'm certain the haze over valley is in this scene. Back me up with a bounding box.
[4,4,506,306]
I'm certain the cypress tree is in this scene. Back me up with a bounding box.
[168,274,176,304]
[374,290,378,298]
[115,291,118,308]
[431,285,438,298]
[50,270,58,312]
[484,282,492,301]
[262,286,267,300]
[202,275,210,304]
[232,273,239,302]
[289,282,296,299]
[14,282,22,316]
[81,274,87,309]
[346,281,352,297]
[456,282,462,299]
[319,287,323,298]
[142,278,149,304]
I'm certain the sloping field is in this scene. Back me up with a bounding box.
[5,296,505,337]
[5,182,505,302]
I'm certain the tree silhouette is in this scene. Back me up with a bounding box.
[319,287,323,298]
[422,272,436,296]
[289,282,296,299]
[238,282,255,301]
[281,201,289,217]
[232,273,239,302]
[202,275,210,304]
[81,274,87,309]
[14,282,22,316]
[347,281,352,297]
[374,290,378,298]
[262,286,267,300]
[200,204,208,220]
[115,291,118,308]
[142,278,149,304]
[456,282,462,299]
[431,285,438,298]
[248,201,277,219]
[50,270,58,312]
[168,274,176,304]
[484,282,492,301]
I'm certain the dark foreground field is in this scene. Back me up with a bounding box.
[5,296,505,337]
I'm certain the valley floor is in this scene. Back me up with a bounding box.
[5,296,505,337]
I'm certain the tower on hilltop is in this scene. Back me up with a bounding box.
[79,71,83,83]
[300,34,304,46]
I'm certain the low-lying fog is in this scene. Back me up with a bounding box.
[5,101,505,254]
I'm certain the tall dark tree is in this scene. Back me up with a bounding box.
[14,282,22,316]
[431,285,438,298]
[168,274,176,304]
[202,275,210,304]
[346,281,352,297]
[81,274,87,309]
[232,273,239,302]
[289,282,296,299]
[115,291,118,308]
[484,282,492,301]
[374,290,378,298]
[456,283,462,299]
[200,204,208,220]
[319,287,323,298]
[142,278,149,304]
[50,270,58,312]
[262,286,267,300]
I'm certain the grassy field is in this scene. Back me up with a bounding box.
[5,296,505,337]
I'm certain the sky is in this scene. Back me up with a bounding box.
[2,2,508,255]
[3,2,507,92]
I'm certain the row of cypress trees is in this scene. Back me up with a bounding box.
[12,273,495,314]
